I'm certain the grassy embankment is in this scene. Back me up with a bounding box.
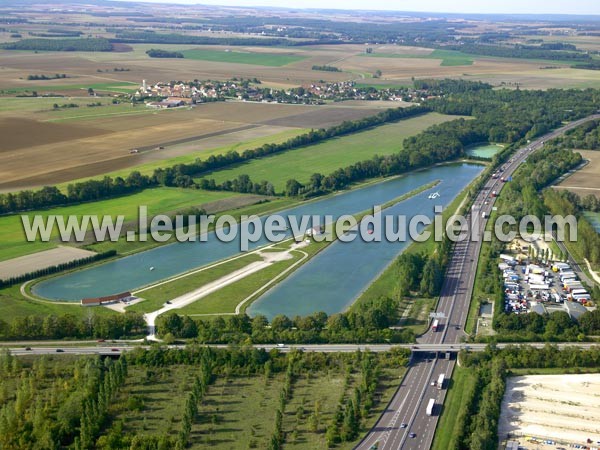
[431,365,477,450]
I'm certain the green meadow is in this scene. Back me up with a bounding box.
[181,48,306,66]
[361,49,474,66]
[195,112,462,190]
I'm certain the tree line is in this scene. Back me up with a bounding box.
[2,37,113,52]
[439,42,591,62]
[311,65,341,72]
[26,73,68,80]
[0,172,156,215]
[552,118,600,150]
[157,296,414,344]
[0,312,146,340]
[145,48,183,58]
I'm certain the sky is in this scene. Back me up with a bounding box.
[125,0,600,15]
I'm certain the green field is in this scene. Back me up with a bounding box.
[181,48,306,66]
[196,112,462,190]
[0,285,116,319]
[361,49,474,66]
[431,49,475,66]
[0,187,238,261]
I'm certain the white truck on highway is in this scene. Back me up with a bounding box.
[426,398,435,416]
[436,374,445,390]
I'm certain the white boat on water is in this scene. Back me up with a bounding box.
[428,191,440,199]
[149,266,155,271]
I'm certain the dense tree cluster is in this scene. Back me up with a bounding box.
[26,73,67,80]
[145,48,183,58]
[551,119,600,150]
[325,355,378,446]
[544,189,600,267]
[157,296,413,344]
[413,78,493,93]
[311,65,341,72]
[0,354,128,449]
[29,30,83,37]
[2,37,113,52]
[0,312,146,340]
[499,145,583,222]
[0,344,409,449]
[440,42,591,62]
[113,31,293,46]
[395,239,450,298]
[0,172,156,215]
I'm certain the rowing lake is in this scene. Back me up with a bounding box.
[33,163,483,304]
[248,163,483,319]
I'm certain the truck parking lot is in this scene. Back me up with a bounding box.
[500,254,594,316]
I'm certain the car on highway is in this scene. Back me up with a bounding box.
[400,423,407,428]
[409,432,416,438]
[25,347,32,351]
[455,325,460,330]
[55,349,64,353]
[111,348,119,352]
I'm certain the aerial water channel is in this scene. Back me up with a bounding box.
[248,163,483,319]
[33,163,483,303]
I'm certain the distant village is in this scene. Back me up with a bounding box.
[135,78,431,108]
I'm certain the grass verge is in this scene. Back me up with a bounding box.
[431,366,477,450]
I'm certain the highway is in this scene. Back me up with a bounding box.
[354,114,600,450]
[6,341,600,356]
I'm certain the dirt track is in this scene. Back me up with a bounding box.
[0,246,96,279]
